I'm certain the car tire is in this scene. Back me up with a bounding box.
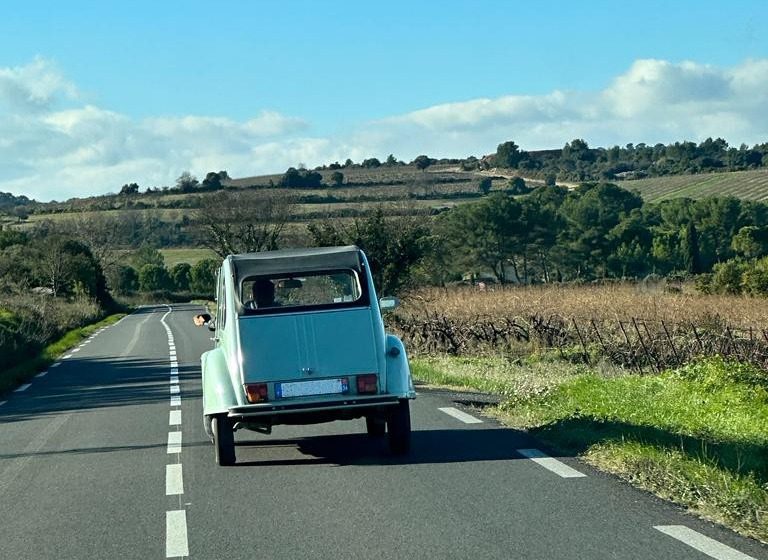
[212,414,236,466]
[387,400,411,455]
[365,415,386,437]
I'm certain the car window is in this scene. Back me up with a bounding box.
[240,269,363,312]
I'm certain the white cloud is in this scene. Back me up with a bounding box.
[0,57,78,112]
[1,57,767,202]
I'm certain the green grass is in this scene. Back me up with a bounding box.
[159,247,218,267]
[412,355,768,542]
[0,313,126,395]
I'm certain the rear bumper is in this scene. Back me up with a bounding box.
[228,394,406,419]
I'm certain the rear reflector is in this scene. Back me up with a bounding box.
[356,374,378,394]
[244,383,269,403]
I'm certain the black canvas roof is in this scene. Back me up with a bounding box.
[229,245,363,279]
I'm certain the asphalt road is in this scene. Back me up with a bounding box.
[1,304,766,560]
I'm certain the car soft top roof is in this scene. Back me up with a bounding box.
[229,245,364,279]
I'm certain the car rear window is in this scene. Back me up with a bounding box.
[240,269,367,314]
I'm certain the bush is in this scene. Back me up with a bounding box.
[711,260,746,295]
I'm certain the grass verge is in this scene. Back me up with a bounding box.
[0,313,126,395]
[411,355,768,542]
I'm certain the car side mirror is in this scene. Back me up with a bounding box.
[379,297,399,312]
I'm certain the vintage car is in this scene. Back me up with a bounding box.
[196,245,415,466]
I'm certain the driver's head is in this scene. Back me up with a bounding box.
[253,278,275,307]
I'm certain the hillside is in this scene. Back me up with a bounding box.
[616,168,768,202]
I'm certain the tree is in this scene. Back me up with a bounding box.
[329,171,344,187]
[559,183,644,278]
[170,262,192,292]
[139,264,172,292]
[386,154,398,166]
[441,192,523,283]
[119,183,140,195]
[195,190,294,258]
[361,158,381,168]
[477,177,492,195]
[131,245,165,270]
[711,260,746,295]
[280,167,322,188]
[506,176,530,195]
[413,155,432,170]
[201,172,223,191]
[107,264,139,295]
[731,226,768,260]
[494,141,525,168]
[176,171,199,193]
[307,207,431,295]
[190,258,219,295]
[683,221,703,274]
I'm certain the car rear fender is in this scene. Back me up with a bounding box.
[202,348,238,416]
[384,334,415,398]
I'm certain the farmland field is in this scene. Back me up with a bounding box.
[617,168,768,202]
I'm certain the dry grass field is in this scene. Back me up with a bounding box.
[401,283,768,327]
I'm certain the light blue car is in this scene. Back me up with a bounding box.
[197,245,416,466]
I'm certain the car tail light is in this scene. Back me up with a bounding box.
[356,374,378,394]
[244,383,269,403]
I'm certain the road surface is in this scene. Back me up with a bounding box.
[1,304,766,559]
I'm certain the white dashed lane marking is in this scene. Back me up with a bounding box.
[170,385,180,395]
[50,362,61,368]
[165,464,184,495]
[62,354,72,359]
[516,449,587,478]
[0,401,7,407]
[13,384,32,393]
[165,510,189,558]
[654,526,757,560]
[438,407,483,424]
[170,376,179,385]
[169,410,181,426]
[35,371,48,378]
[170,396,181,407]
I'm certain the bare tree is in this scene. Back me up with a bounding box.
[45,212,128,276]
[195,190,295,257]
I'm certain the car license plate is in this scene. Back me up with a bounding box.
[276,378,349,398]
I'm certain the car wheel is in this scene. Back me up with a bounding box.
[212,414,236,466]
[387,400,411,455]
[365,415,386,437]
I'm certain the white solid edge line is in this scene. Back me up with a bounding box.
[166,510,189,558]
[13,383,32,393]
[170,396,181,407]
[169,410,182,426]
[438,407,483,424]
[167,431,182,454]
[517,449,587,478]
[654,526,757,560]
[165,464,184,495]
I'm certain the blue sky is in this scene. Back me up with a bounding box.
[1,0,767,201]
